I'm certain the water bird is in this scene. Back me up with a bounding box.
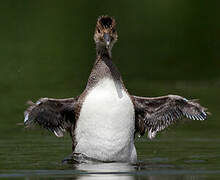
[24,15,208,163]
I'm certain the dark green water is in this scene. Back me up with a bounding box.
[0,1,219,179]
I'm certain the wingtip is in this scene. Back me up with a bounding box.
[26,100,35,106]
[24,113,29,124]
[185,110,209,121]
[206,111,211,116]
[200,111,209,120]
[186,99,210,121]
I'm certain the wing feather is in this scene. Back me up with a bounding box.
[132,95,208,139]
[24,97,78,137]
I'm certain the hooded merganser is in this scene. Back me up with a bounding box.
[24,15,208,163]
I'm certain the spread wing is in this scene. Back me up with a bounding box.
[24,97,78,137]
[132,95,208,139]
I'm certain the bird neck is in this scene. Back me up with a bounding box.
[96,44,112,60]
[85,43,122,89]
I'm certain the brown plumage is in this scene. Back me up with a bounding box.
[25,98,77,137]
[24,15,208,162]
[132,95,208,138]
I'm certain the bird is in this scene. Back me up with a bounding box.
[24,15,208,163]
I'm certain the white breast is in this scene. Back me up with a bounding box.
[75,78,136,162]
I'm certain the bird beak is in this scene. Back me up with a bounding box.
[103,33,111,48]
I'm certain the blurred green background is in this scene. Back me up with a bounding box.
[0,0,219,173]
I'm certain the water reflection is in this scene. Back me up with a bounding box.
[74,163,135,180]
[1,162,220,180]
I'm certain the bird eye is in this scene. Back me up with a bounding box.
[97,29,101,33]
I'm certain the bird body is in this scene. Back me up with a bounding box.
[24,15,208,163]
[75,78,136,162]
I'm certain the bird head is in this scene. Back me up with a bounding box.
[94,16,118,50]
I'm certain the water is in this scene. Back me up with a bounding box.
[1,82,220,179]
[0,1,219,179]
[1,132,220,179]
